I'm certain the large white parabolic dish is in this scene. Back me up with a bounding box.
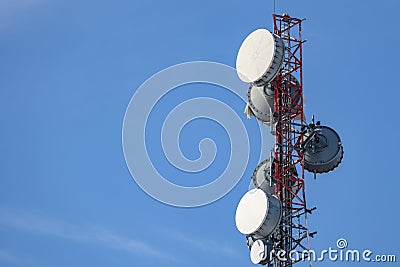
[236,29,284,86]
[235,189,282,238]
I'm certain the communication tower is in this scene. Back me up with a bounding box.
[234,14,344,267]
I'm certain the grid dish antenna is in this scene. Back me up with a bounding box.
[303,125,344,173]
[236,29,285,86]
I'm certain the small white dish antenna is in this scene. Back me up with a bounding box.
[250,239,268,264]
[252,158,275,195]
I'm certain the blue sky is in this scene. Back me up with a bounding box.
[0,0,399,266]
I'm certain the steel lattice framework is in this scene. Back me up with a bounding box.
[271,14,313,267]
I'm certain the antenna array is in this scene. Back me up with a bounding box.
[234,14,344,267]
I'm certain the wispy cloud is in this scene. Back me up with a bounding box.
[89,228,173,259]
[0,210,175,261]
[167,230,240,259]
[0,0,48,29]
[0,0,45,14]
[0,249,20,264]
[0,249,34,266]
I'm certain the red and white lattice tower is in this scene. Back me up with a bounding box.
[271,14,312,267]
